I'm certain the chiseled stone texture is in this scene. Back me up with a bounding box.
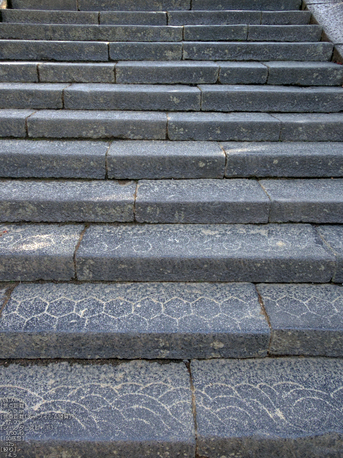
[0,285,7,308]
[1,10,99,24]
[306,2,343,44]
[80,0,190,10]
[265,62,343,86]
[192,358,343,458]
[184,25,248,42]
[261,11,311,25]
[76,223,334,282]
[0,140,107,179]
[135,179,270,223]
[192,0,301,10]
[107,141,225,179]
[100,11,167,25]
[168,11,261,25]
[0,224,83,281]
[219,62,268,85]
[0,361,195,457]
[258,283,343,356]
[39,63,115,83]
[0,109,33,138]
[11,0,77,9]
[248,25,321,42]
[0,62,38,82]
[109,42,182,61]
[317,225,343,283]
[0,282,270,359]
[276,113,343,141]
[0,83,66,109]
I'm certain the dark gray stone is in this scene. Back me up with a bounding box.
[248,25,322,42]
[64,84,201,111]
[39,63,115,83]
[317,225,343,283]
[0,63,38,83]
[0,282,269,359]
[0,40,109,62]
[0,83,66,109]
[192,0,301,9]
[11,0,77,9]
[266,62,343,86]
[0,109,32,138]
[0,361,195,456]
[168,112,280,141]
[306,2,343,44]
[260,179,343,223]
[135,179,270,223]
[192,358,343,458]
[109,42,182,61]
[219,62,268,85]
[276,113,343,141]
[258,283,343,356]
[168,11,261,25]
[100,11,167,25]
[80,0,190,9]
[261,10,312,24]
[335,44,343,62]
[76,223,334,282]
[1,9,98,24]
[27,111,167,140]
[223,142,343,178]
[0,180,135,223]
[184,25,248,41]
[107,140,225,179]
[116,61,218,84]
[0,140,107,179]
[0,224,82,281]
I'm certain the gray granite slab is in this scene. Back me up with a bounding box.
[0,285,8,309]
[0,282,269,359]
[135,179,270,223]
[168,112,280,141]
[38,63,115,83]
[80,0,190,10]
[261,179,343,223]
[64,84,201,111]
[109,42,182,61]
[317,225,343,283]
[192,358,343,458]
[76,223,334,282]
[306,2,343,44]
[108,140,225,179]
[335,44,343,62]
[266,61,343,86]
[0,62,38,83]
[223,142,343,177]
[0,224,83,281]
[27,111,167,140]
[11,0,77,9]
[248,25,322,42]
[100,11,167,25]
[1,9,99,24]
[192,0,301,9]
[168,11,261,25]
[0,361,195,456]
[258,283,343,356]
[261,10,312,24]
[0,109,32,138]
[276,113,343,141]
[0,83,66,109]
[219,62,268,85]
[184,25,248,41]
[0,140,107,179]
[0,180,135,223]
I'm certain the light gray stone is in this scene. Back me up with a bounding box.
[0,62,38,83]
[223,142,343,178]
[135,179,270,223]
[27,111,167,140]
[76,223,335,282]
[258,283,343,356]
[100,11,167,25]
[276,113,343,141]
[192,358,343,458]
[317,225,343,283]
[0,282,269,359]
[0,140,107,179]
[168,11,261,25]
[1,10,99,24]
[219,62,268,85]
[0,109,33,138]
[109,42,182,61]
[168,112,280,141]
[107,140,225,179]
[11,0,77,9]
[39,63,115,83]
[266,61,343,86]
[261,10,312,24]
[0,285,7,309]
[0,224,83,281]
[335,44,343,62]
[0,180,135,223]
[64,84,201,111]
[192,0,301,9]
[248,25,322,42]
[184,25,248,41]
[306,2,343,44]
[80,0,190,10]
[0,361,195,456]
[0,83,66,109]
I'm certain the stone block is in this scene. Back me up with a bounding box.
[192,0,301,9]
[306,2,343,44]
[0,63,38,82]
[261,10,312,24]
[109,42,182,60]
[168,11,261,25]
[1,9,99,24]
[100,11,167,25]
[39,63,115,83]
[317,225,343,283]
[0,83,66,109]
[266,62,343,86]
[0,109,32,138]
[11,0,77,9]
[248,25,322,42]
[219,62,268,84]
[80,0,190,10]
[276,113,343,141]
[184,25,248,41]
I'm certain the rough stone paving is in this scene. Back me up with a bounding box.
[0,0,342,455]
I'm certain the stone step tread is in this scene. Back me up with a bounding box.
[0,223,341,282]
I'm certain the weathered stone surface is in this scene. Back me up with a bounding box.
[192,0,301,9]
[109,42,182,61]
[219,62,268,84]
[306,2,343,44]
[108,140,225,179]
[11,0,77,9]
[135,179,270,223]
[184,25,248,41]
[0,224,82,281]
[258,283,343,356]
[100,11,167,25]
[261,179,343,223]
[317,225,343,283]
[266,61,343,86]
[261,10,311,24]
[248,25,322,42]
[39,63,115,83]
[0,285,7,308]
[223,142,343,177]
[76,223,334,282]
[0,180,135,223]
[0,62,38,82]
[168,11,261,25]
[27,111,167,140]
[0,361,195,456]
[0,140,107,179]
[192,358,343,458]
[0,282,269,359]
[276,113,343,141]
[0,83,66,109]
[80,0,190,10]
[1,9,99,24]
[64,84,201,111]
[116,61,218,84]
[168,112,280,141]
[0,109,32,138]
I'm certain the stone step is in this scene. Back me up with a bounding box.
[191,0,302,10]
[1,9,100,24]
[0,222,340,282]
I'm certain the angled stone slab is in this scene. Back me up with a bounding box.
[306,2,343,44]
[248,25,322,42]
[261,10,311,24]
[100,11,167,25]
[39,63,115,83]
[184,25,248,41]
[116,61,218,84]
[168,10,261,25]
[260,179,343,223]
[135,179,270,223]
[192,0,301,9]
[80,0,190,10]
[219,62,268,84]
[11,0,77,9]
[1,9,99,24]
[0,180,135,223]
[317,225,343,283]
[0,284,8,309]
[64,84,201,111]
[109,42,182,61]
[0,83,66,109]
[27,111,167,140]
[0,140,107,179]
[258,283,343,356]
[0,109,33,138]
[0,282,269,359]
[107,140,225,179]
[223,142,343,178]
[266,61,343,86]
[0,224,83,281]
[76,223,334,282]
[168,112,280,141]
[0,361,195,456]
[192,358,343,458]
[276,113,343,141]
[0,62,38,82]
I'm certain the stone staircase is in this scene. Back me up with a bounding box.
[0,0,343,456]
